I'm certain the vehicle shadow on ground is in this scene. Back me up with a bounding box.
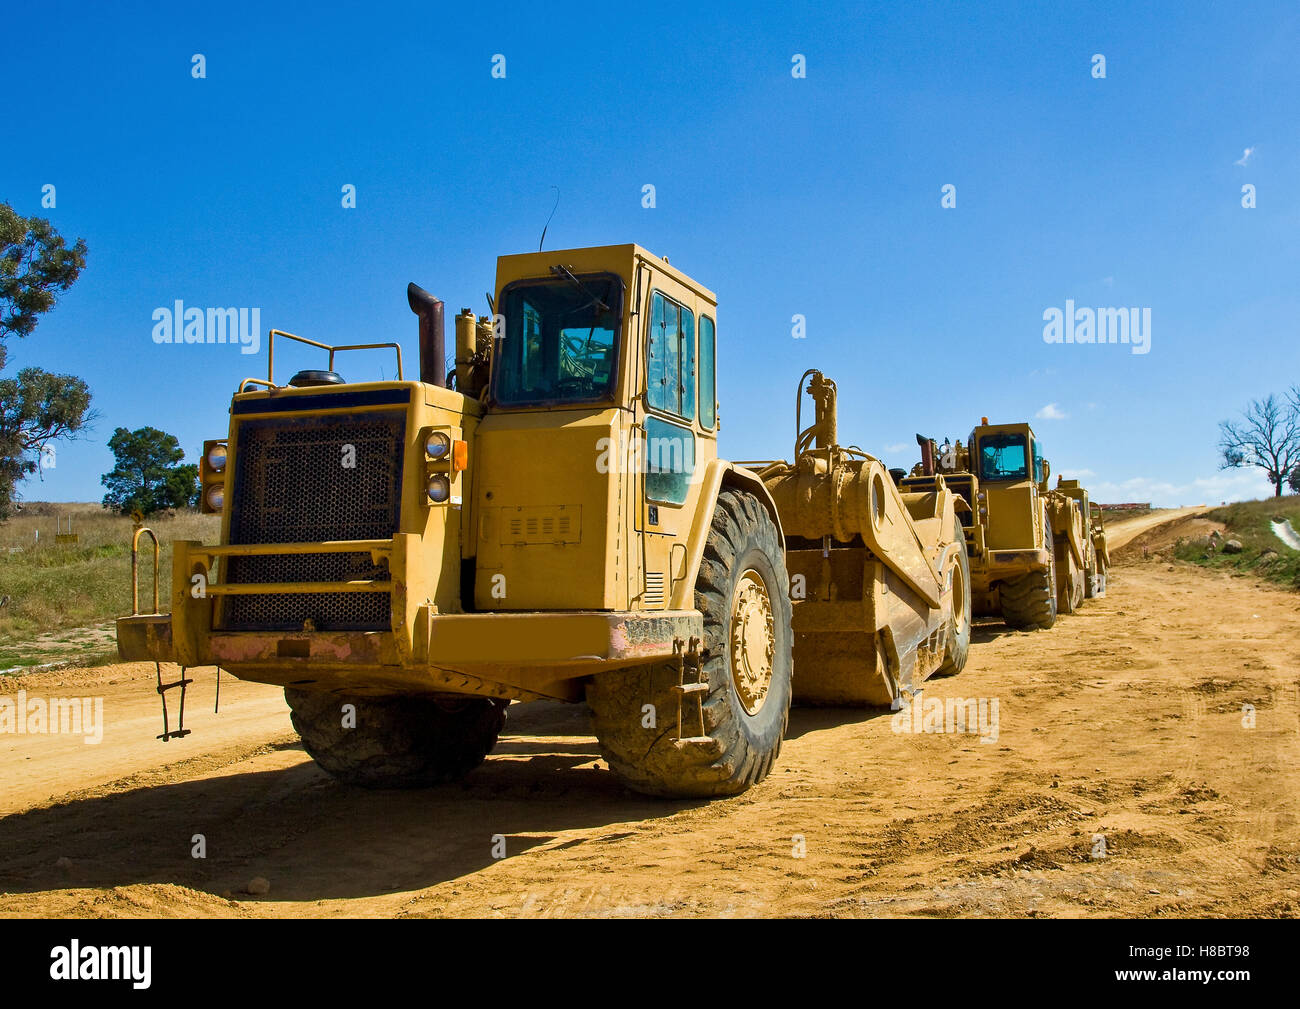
[0,700,712,904]
[971,619,1034,646]
[784,705,888,740]
[0,698,917,905]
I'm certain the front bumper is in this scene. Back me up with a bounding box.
[117,607,703,701]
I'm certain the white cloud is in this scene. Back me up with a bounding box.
[1035,403,1067,420]
[1088,469,1275,509]
[1059,468,1096,480]
[884,442,909,453]
[1234,146,1256,167]
[1100,276,1115,287]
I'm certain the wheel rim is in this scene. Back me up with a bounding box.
[952,554,967,626]
[730,568,776,715]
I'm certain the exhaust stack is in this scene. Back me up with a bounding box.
[407,283,445,387]
[917,433,935,476]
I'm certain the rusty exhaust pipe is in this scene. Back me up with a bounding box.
[916,433,935,476]
[407,283,445,387]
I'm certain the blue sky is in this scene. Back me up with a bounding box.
[3,0,1297,507]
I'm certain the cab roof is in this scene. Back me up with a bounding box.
[495,244,718,307]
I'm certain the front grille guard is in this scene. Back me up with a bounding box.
[180,536,407,638]
[197,539,395,598]
[148,534,425,683]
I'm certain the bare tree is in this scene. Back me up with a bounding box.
[1219,391,1300,497]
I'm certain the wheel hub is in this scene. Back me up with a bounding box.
[730,569,775,715]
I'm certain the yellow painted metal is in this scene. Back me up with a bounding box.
[119,243,787,705]
[757,370,961,706]
[1056,478,1097,570]
[130,526,161,615]
[453,308,492,397]
[203,581,392,595]
[474,244,733,619]
[118,245,973,719]
[117,607,705,702]
[191,540,392,558]
[729,568,776,715]
[901,418,1103,618]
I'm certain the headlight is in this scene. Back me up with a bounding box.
[427,474,450,503]
[425,432,451,459]
[205,484,225,510]
[207,443,228,472]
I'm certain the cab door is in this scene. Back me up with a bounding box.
[634,287,695,609]
[631,272,719,611]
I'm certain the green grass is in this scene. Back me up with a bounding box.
[1172,495,1300,590]
[0,502,220,668]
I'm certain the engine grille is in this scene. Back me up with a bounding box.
[221,410,406,631]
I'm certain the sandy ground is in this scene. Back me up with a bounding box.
[1,510,1297,918]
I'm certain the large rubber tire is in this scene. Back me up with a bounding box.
[285,688,507,788]
[587,489,793,798]
[1083,562,1098,599]
[1054,535,1084,614]
[998,547,1058,630]
[935,515,971,677]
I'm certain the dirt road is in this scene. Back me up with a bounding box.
[1,512,1297,918]
[1104,506,1209,551]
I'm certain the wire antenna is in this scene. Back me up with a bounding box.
[538,186,560,251]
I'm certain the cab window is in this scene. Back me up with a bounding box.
[494,273,622,407]
[979,433,1028,481]
[645,416,695,505]
[647,291,695,420]
[699,316,716,430]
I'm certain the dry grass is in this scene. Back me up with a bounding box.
[0,502,219,669]
[1173,495,1300,590]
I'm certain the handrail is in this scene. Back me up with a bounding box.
[266,329,404,385]
[131,527,160,615]
[328,342,404,379]
[203,580,391,596]
[188,539,392,558]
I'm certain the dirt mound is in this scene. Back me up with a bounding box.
[1113,515,1226,563]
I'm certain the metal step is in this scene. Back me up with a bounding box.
[155,662,193,742]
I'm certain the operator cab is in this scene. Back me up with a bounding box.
[972,423,1045,487]
[472,244,720,613]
